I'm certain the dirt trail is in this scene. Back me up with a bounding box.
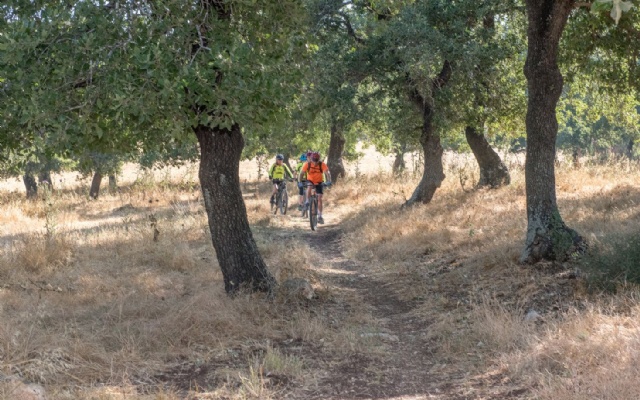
[296,221,527,400]
[152,207,526,399]
[302,225,453,399]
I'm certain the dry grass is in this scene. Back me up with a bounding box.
[3,152,640,398]
[500,296,640,399]
[335,153,640,397]
[341,155,640,269]
[0,166,372,399]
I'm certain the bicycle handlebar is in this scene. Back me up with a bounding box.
[301,181,331,187]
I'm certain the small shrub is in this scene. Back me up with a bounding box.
[582,232,640,292]
[10,234,74,275]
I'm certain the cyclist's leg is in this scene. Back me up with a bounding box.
[305,185,313,206]
[316,184,324,223]
[298,184,304,209]
[271,180,279,203]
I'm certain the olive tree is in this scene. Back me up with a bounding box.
[0,0,310,294]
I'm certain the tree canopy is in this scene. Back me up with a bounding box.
[0,0,638,287]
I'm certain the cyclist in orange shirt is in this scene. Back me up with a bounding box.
[299,151,332,224]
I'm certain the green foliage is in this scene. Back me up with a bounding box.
[592,0,635,25]
[583,231,640,292]
[313,0,530,156]
[138,138,199,170]
[0,0,311,164]
[562,4,640,93]
[75,152,124,177]
[0,148,68,181]
[0,0,636,184]
[557,81,640,157]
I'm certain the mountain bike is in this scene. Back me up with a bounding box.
[303,182,330,231]
[271,179,291,215]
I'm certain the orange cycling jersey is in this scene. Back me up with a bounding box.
[301,161,328,184]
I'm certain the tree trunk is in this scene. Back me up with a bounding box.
[627,138,634,160]
[38,169,53,189]
[256,154,267,181]
[405,104,445,205]
[327,120,346,183]
[392,144,406,175]
[465,126,510,188]
[521,0,584,264]
[282,153,294,174]
[572,148,582,169]
[108,175,117,193]
[23,173,38,199]
[194,123,276,294]
[404,61,452,206]
[89,172,102,199]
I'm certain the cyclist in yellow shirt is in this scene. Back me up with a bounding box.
[269,154,294,206]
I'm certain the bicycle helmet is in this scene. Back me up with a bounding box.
[310,152,320,162]
[276,154,284,161]
[299,153,307,162]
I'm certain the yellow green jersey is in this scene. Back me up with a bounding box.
[269,163,294,180]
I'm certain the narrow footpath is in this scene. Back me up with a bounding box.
[299,224,527,400]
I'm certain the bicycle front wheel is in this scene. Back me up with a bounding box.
[273,191,280,215]
[309,197,318,231]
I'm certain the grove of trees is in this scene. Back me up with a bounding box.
[0,0,638,294]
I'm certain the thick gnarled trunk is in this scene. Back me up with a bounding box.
[89,172,102,199]
[23,173,38,199]
[404,61,452,206]
[465,126,510,188]
[38,170,53,189]
[194,123,276,294]
[521,0,584,263]
[282,153,294,173]
[405,105,444,205]
[327,120,346,183]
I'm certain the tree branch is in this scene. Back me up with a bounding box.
[337,12,365,44]
[361,0,393,20]
[405,73,425,107]
[574,2,592,8]
[432,60,453,92]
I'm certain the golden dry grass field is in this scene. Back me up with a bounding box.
[1,147,640,399]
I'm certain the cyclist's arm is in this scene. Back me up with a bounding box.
[285,165,294,179]
[324,170,332,183]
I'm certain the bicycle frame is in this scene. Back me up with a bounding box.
[272,180,290,215]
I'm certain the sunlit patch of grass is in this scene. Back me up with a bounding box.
[499,298,640,400]
[2,234,74,277]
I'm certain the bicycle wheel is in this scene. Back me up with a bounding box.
[281,190,288,215]
[309,196,318,231]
